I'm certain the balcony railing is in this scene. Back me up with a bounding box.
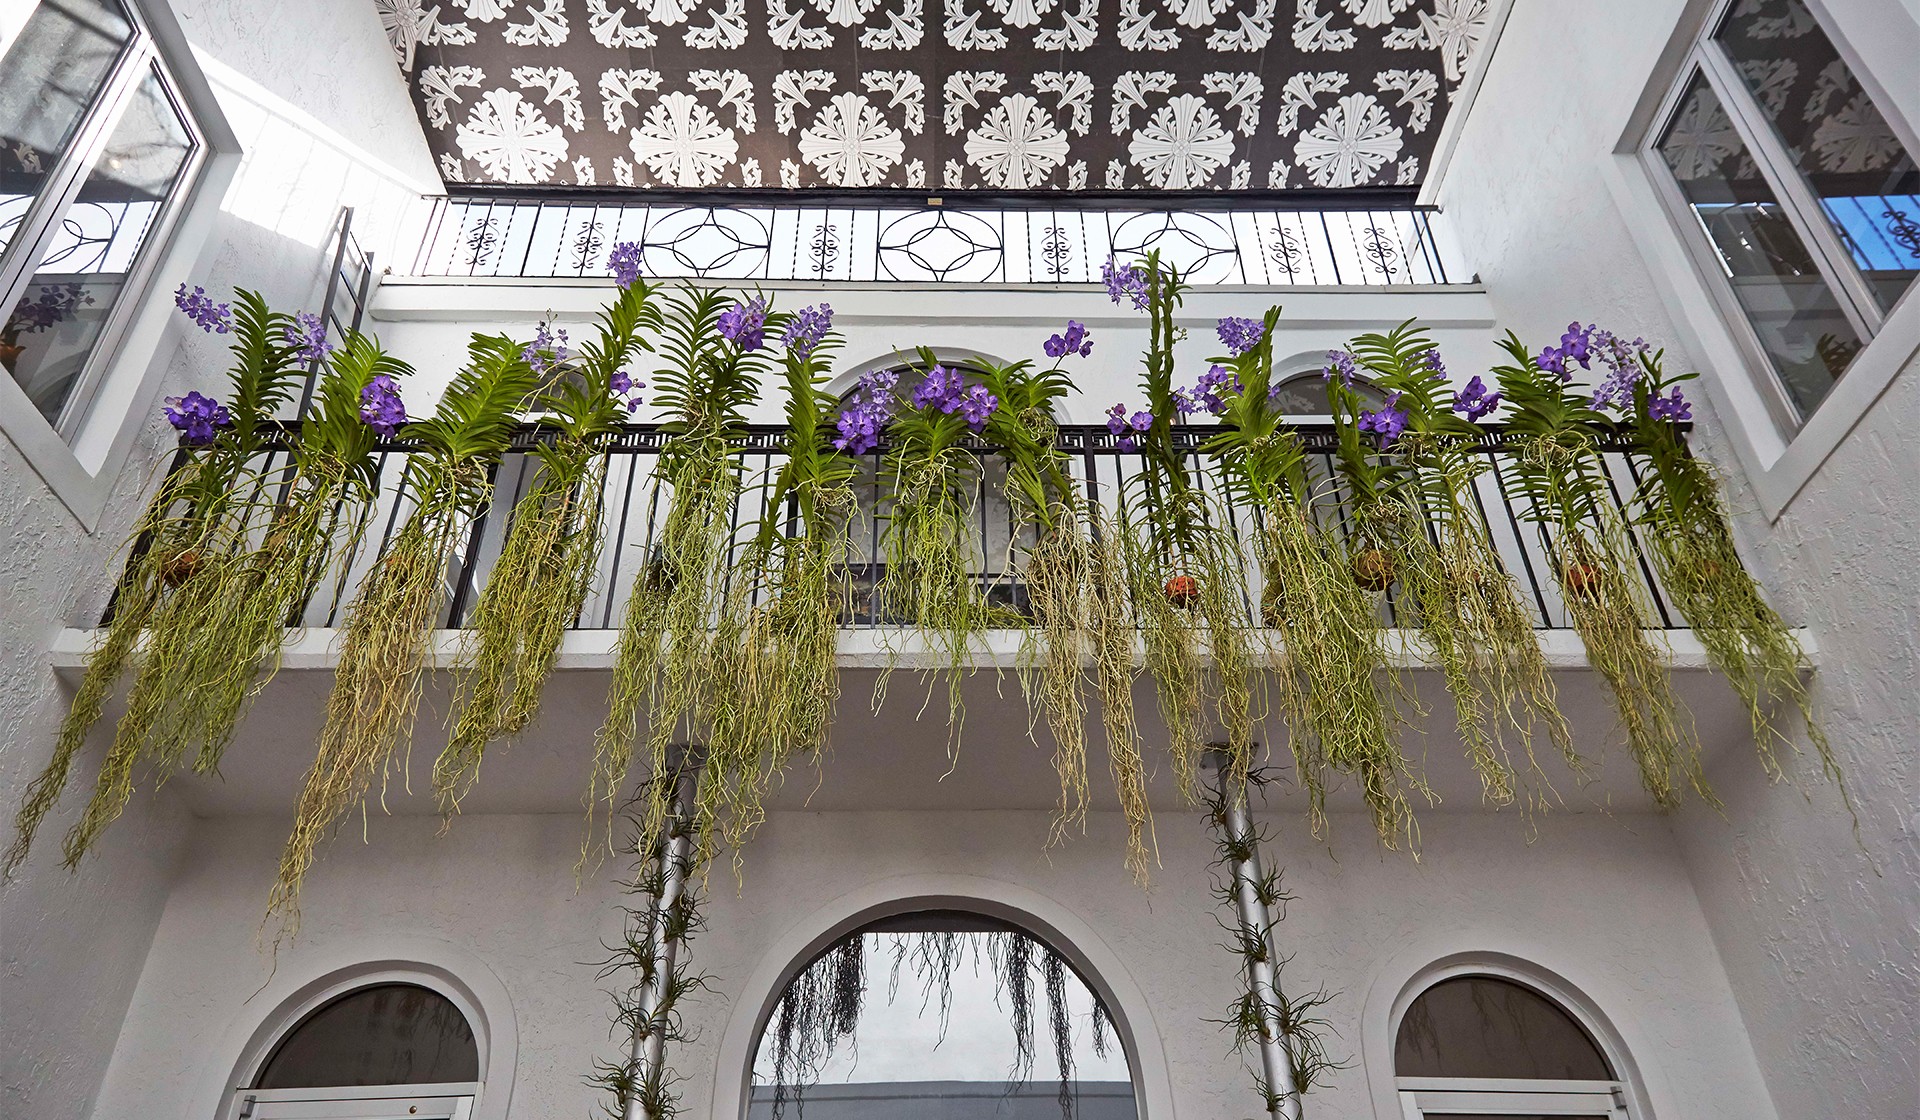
[407,196,1463,287]
[143,422,1683,636]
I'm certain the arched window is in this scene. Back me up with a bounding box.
[830,359,1024,625]
[1394,975,1629,1119]
[226,982,481,1120]
[1267,368,1387,417]
[749,910,1138,1119]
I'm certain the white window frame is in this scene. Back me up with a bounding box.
[1607,0,1919,519]
[1397,1077,1630,1119]
[1369,956,1652,1120]
[226,1084,476,1120]
[0,0,239,526]
[218,968,488,1120]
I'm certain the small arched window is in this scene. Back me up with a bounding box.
[227,982,481,1120]
[831,359,1023,625]
[1267,369,1387,417]
[1394,975,1629,1119]
[749,910,1137,1119]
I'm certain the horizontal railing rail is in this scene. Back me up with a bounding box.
[407,195,1464,287]
[127,422,1685,636]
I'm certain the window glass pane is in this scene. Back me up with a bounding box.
[1269,370,1386,415]
[1418,1115,1608,1120]
[1715,0,1919,312]
[0,0,135,260]
[750,912,1137,1119]
[1395,975,1613,1080]
[1656,72,1865,417]
[255,983,479,1089]
[2,66,192,426]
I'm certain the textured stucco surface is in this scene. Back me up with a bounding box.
[1441,1,1920,1116]
[0,3,436,1119]
[89,808,1775,1120]
[4,1,1915,1118]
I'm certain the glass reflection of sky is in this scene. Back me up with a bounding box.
[1824,194,1920,273]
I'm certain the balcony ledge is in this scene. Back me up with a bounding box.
[49,625,1814,677]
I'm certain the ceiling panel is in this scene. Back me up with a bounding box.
[375,0,1496,193]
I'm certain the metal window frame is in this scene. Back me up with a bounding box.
[1397,1078,1630,1119]
[1639,0,1916,433]
[0,0,211,441]
[225,1084,478,1120]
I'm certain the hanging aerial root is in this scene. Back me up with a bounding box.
[1651,512,1840,796]
[586,437,737,876]
[440,449,606,815]
[184,460,364,779]
[1117,503,1206,802]
[3,467,196,878]
[1258,500,1416,849]
[1089,510,1155,885]
[60,512,250,868]
[877,457,1006,746]
[1557,529,1711,810]
[1419,481,1581,816]
[269,492,462,934]
[1022,520,1092,846]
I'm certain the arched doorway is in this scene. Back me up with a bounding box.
[748,909,1139,1118]
[224,981,481,1119]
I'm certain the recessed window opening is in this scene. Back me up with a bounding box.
[750,910,1137,1119]
[1267,368,1387,417]
[1394,974,1629,1119]
[0,0,213,440]
[1645,0,1917,429]
[835,360,1028,625]
[226,981,481,1120]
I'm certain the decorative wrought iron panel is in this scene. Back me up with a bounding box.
[410,195,1460,283]
[373,0,1497,193]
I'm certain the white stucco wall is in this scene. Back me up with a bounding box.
[0,3,436,1119]
[87,807,1777,1120]
[1438,0,1920,1116]
[7,1,1916,1118]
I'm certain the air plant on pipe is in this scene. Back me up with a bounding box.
[587,288,772,871]
[18,289,310,874]
[1612,347,1841,793]
[975,331,1097,847]
[1198,313,1414,848]
[1104,254,1258,801]
[436,260,658,817]
[269,333,538,930]
[696,303,854,874]
[871,351,1013,744]
[1341,324,1580,812]
[1493,326,1711,810]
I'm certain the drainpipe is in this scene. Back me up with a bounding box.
[625,745,701,1120]
[1207,749,1303,1120]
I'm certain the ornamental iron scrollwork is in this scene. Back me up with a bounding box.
[877,209,1004,282]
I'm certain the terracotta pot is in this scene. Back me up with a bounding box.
[1352,548,1396,592]
[0,342,23,372]
[1562,562,1604,599]
[1163,574,1200,609]
[161,548,201,588]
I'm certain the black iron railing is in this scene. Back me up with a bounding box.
[407,195,1463,287]
[145,422,1682,635]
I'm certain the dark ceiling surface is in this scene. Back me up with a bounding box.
[375,0,1495,193]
